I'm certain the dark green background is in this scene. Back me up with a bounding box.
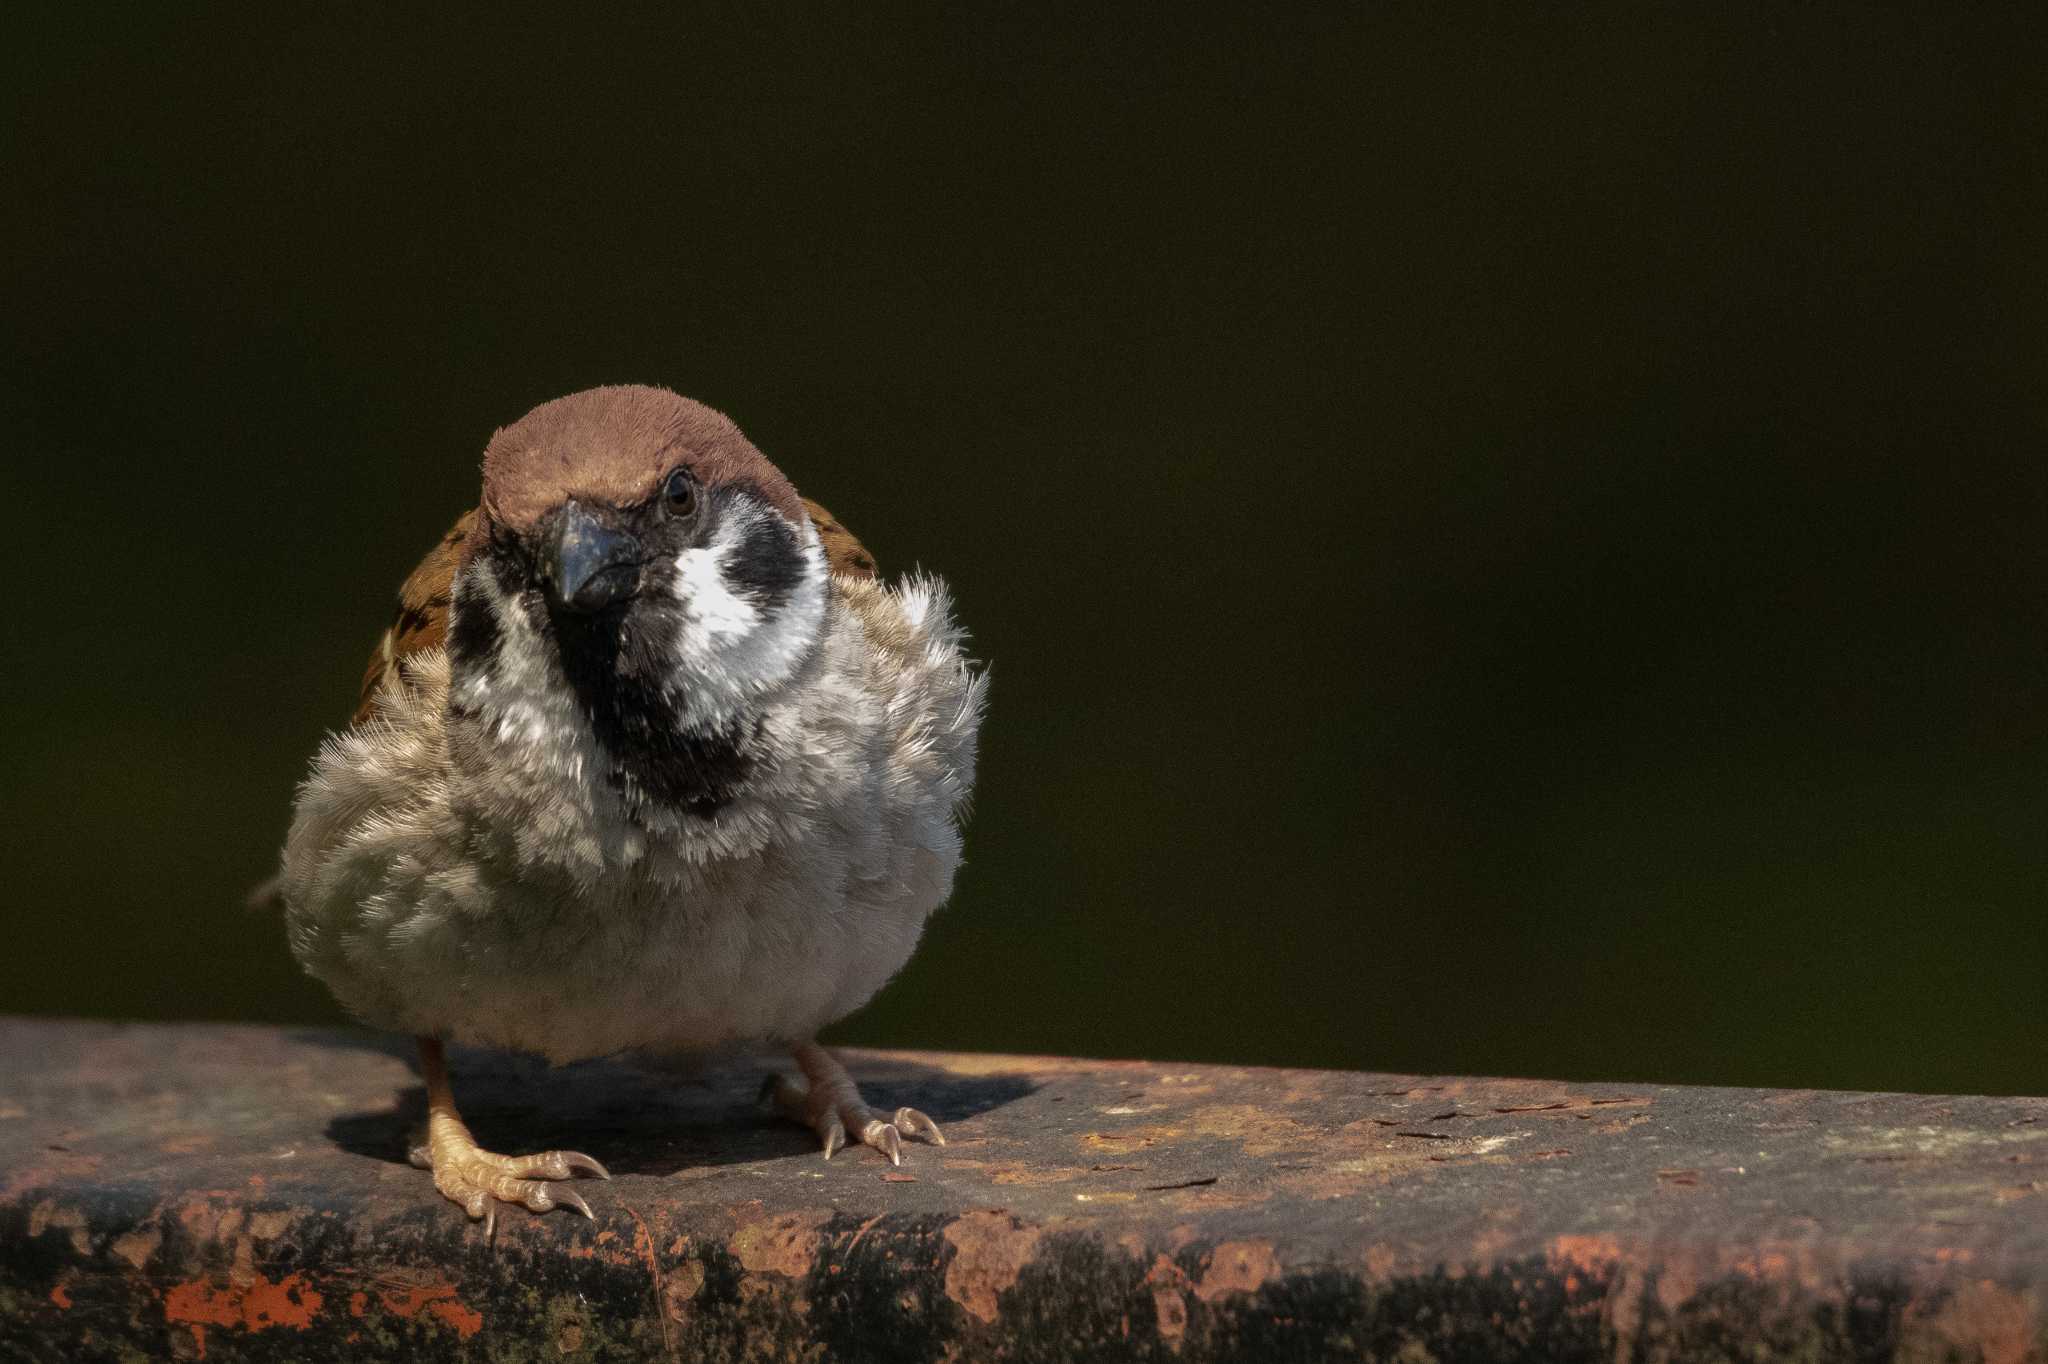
[5,8,2043,1094]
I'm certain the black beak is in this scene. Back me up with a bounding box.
[548,500,644,613]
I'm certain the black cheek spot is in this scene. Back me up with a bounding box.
[446,582,503,673]
[488,542,530,601]
[723,515,806,611]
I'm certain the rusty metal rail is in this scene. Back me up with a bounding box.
[1,1017,2044,1361]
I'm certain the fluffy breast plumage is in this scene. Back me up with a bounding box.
[280,574,984,1064]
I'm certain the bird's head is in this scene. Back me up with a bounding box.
[448,385,829,812]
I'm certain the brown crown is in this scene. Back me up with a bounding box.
[479,385,802,531]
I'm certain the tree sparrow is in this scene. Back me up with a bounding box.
[276,385,986,1228]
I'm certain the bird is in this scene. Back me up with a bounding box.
[274,385,986,1229]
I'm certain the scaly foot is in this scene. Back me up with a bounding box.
[413,1037,610,1233]
[766,1041,945,1165]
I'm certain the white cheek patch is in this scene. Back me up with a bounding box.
[675,543,762,647]
[669,508,828,729]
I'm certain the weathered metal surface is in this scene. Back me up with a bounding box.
[1,1018,2044,1362]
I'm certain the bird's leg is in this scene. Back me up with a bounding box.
[408,1037,610,1233]
[765,1040,945,1165]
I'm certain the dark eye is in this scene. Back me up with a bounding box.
[662,467,698,517]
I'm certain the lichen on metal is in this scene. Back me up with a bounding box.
[1,1018,2045,1360]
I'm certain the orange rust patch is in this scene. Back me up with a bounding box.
[1903,1279,2041,1364]
[243,1275,324,1330]
[1187,1105,1320,1157]
[365,1279,484,1339]
[426,1296,484,1337]
[1548,1234,1623,1274]
[1144,1254,1191,1291]
[1153,1287,1188,1348]
[730,1210,830,1278]
[941,1211,1044,1324]
[337,1277,489,1335]
[164,1281,242,1331]
[48,1282,72,1309]
[163,1272,324,1357]
[1195,1240,1280,1303]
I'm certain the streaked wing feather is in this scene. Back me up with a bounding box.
[804,498,876,580]
[355,509,478,724]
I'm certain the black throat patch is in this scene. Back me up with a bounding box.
[545,594,756,818]
[453,543,757,819]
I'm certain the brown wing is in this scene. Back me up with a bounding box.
[354,509,478,723]
[804,498,876,580]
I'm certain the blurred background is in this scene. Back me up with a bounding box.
[4,8,2043,1095]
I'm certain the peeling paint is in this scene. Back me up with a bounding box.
[1194,1239,1280,1302]
[246,1209,292,1240]
[110,1225,160,1270]
[941,1211,1043,1323]
[26,1200,90,1254]
[730,1209,829,1278]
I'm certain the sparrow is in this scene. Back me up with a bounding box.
[275,385,986,1228]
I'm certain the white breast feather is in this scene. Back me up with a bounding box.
[280,560,984,1064]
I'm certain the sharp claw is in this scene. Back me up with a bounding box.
[893,1107,945,1145]
[409,1143,433,1169]
[866,1121,904,1166]
[822,1118,846,1160]
[556,1187,594,1220]
[562,1151,611,1180]
[482,1204,497,1239]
